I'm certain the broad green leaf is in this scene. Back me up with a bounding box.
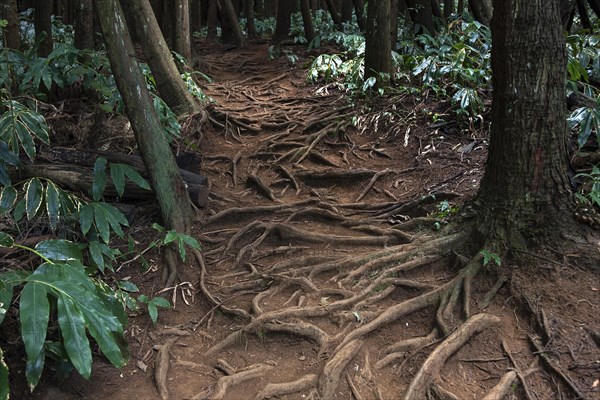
[122,165,150,190]
[88,240,105,272]
[92,157,107,201]
[79,204,94,235]
[19,109,50,144]
[35,239,83,261]
[13,198,26,221]
[57,295,92,378]
[0,279,13,325]
[96,203,128,239]
[148,303,158,324]
[0,140,20,166]
[118,280,139,293]
[46,182,61,230]
[25,348,45,390]
[0,185,17,214]
[109,163,126,197]
[15,120,36,160]
[20,281,50,372]
[149,297,171,308]
[182,235,201,250]
[163,231,178,244]
[25,178,44,220]
[0,162,10,187]
[94,204,110,243]
[0,232,13,248]
[0,347,8,400]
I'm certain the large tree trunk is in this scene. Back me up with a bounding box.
[468,0,492,26]
[173,0,192,60]
[476,0,571,248]
[364,0,391,82]
[122,0,200,116]
[218,0,247,46]
[75,0,94,49]
[300,0,316,43]
[34,0,53,57]
[93,0,194,234]
[1,0,20,50]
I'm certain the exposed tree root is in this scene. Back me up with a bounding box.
[403,313,501,400]
[192,363,274,400]
[482,371,518,400]
[254,374,318,400]
[317,339,364,399]
[155,337,178,400]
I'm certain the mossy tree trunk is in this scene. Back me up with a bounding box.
[364,0,391,81]
[123,0,200,116]
[475,0,572,250]
[93,0,194,234]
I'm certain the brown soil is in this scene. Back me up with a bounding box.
[25,41,600,400]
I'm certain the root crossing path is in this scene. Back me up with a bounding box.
[48,43,600,400]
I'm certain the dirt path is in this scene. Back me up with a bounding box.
[37,42,600,400]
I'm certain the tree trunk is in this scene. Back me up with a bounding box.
[324,0,343,31]
[444,0,454,18]
[207,0,218,39]
[245,0,257,37]
[390,0,399,50]
[352,0,366,31]
[34,0,53,57]
[468,0,492,26]
[1,0,20,50]
[122,0,200,116]
[576,0,592,30]
[273,0,292,43]
[588,0,600,18]
[218,0,247,46]
[457,0,465,14]
[431,0,443,21]
[340,0,352,22]
[93,0,194,233]
[191,0,202,33]
[364,0,391,82]
[75,0,94,49]
[406,0,435,34]
[560,0,577,27]
[300,0,316,43]
[475,0,571,248]
[173,0,192,60]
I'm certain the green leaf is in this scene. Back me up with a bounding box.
[0,347,9,400]
[25,348,45,390]
[96,203,128,239]
[0,232,13,248]
[163,230,178,244]
[118,280,139,293]
[46,182,61,230]
[13,198,26,221]
[94,204,110,243]
[149,297,171,309]
[109,163,126,197]
[20,281,50,381]
[19,108,50,144]
[35,239,83,261]
[480,249,501,267]
[0,186,18,215]
[57,295,92,378]
[79,204,94,235]
[88,240,105,272]
[122,165,151,190]
[25,178,44,220]
[92,157,107,201]
[0,140,20,166]
[148,303,158,324]
[0,277,14,325]
[15,120,36,160]
[0,162,10,187]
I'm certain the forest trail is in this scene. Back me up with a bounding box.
[36,42,600,400]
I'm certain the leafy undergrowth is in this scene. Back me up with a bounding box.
[15,41,599,400]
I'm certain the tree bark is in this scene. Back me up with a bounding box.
[340,0,352,23]
[576,0,592,30]
[324,0,344,31]
[207,0,218,39]
[390,0,399,50]
[475,0,572,248]
[352,0,366,31]
[218,0,247,46]
[174,0,192,60]
[468,0,492,26]
[75,0,94,49]
[300,0,316,43]
[560,0,577,28]
[34,0,54,57]
[364,0,391,82]
[273,0,293,43]
[444,0,454,18]
[245,0,257,37]
[1,0,20,50]
[406,0,435,34]
[93,0,194,233]
[122,0,200,116]
[588,0,600,18]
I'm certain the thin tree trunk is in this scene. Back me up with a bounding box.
[560,0,577,27]
[93,0,194,233]
[352,0,366,31]
[1,0,21,50]
[173,0,192,60]
[324,0,343,30]
[340,0,352,22]
[191,0,202,33]
[576,0,592,30]
[390,0,399,50]
[444,0,454,18]
[207,0,218,39]
[122,0,200,116]
[407,0,435,34]
[468,0,492,26]
[34,0,53,57]
[300,0,316,43]
[457,0,465,14]
[245,0,257,37]
[365,0,391,82]
[218,0,246,46]
[75,0,94,49]
[431,0,443,21]
[273,0,292,43]
[476,0,571,246]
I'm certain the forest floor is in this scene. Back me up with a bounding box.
[28,41,600,399]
